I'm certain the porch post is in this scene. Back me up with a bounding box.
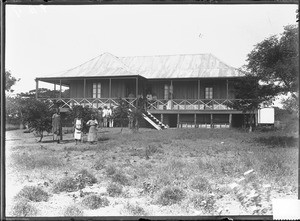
[161,114,163,124]
[54,84,56,91]
[170,80,173,100]
[177,114,180,128]
[83,79,86,98]
[194,114,197,128]
[198,79,200,110]
[59,79,62,99]
[229,114,232,128]
[35,79,39,99]
[226,79,229,99]
[109,78,112,106]
[210,114,213,128]
[136,77,138,106]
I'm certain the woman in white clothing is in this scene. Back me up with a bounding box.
[74,113,83,145]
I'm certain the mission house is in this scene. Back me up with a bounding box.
[36,52,250,130]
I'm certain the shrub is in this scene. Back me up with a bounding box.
[158,186,186,206]
[15,186,49,202]
[53,177,78,193]
[63,205,84,216]
[190,193,216,214]
[75,169,97,186]
[81,194,109,209]
[190,176,212,193]
[107,183,123,197]
[124,202,147,216]
[105,165,117,176]
[111,172,130,186]
[11,199,38,217]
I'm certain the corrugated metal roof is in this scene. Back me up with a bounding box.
[39,52,244,79]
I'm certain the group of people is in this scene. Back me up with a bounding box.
[51,105,115,145]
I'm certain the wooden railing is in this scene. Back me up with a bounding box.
[39,97,240,111]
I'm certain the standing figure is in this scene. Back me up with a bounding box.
[52,108,61,143]
[74,113,83,145]
[107,106,113,127]
[102,106,108,127]
[87,115,98,144]
[97,107,103,129]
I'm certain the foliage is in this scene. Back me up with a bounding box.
[157,186,186,206]
[245,25,299,113]
[5,70,19,92]
[15,186,49,202]
[20,98,54,142]
[112,98,130,131]
[111,172,130,186]
[5,96,24,125]
[63,205,84,216]
[19,88,70,99]
[281,95,299,117]
[66,105,96,134]
[190,193,217,214]
[11,199,38,217]
[53,177,78,194]
[190,176,212,193]
[81,195,109,209]
[107,183,123,197]
[123,202,147,216]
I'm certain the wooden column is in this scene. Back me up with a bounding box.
[229,114,232,128]
[35,79,39,99]
[59,80,62,98]
[83,79,86,98]
[226,79,229,100]
[109,78,112,106]
[198,79,200,110]
[194,114,197,128]
[161,114,163,124]
[177,114,180,128]
[210,114,213,128]
[136,77,139,106]
[54,84,56,91]
[170,80,173,100]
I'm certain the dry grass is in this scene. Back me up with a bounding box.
[6,127,298,216]
[15,186,49,202]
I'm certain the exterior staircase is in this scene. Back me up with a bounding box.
[142,111,168,130]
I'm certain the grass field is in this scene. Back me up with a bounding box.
[5,127,298,216]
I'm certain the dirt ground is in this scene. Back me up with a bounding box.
[5,127,298,217]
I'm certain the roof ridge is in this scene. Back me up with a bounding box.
[119,53,210,59]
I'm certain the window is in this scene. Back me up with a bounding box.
[93,83,101,98]
[205,87,213,99]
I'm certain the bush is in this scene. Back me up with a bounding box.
[158,186,186,206]
[124,202,147,216]
[15,186,49,202]
[190,176,212,193]
[63,205,84,216]
[190,193,216,214]
[81,194,109,209]
[105,165,117,176]
[107,183,123,197]
[53,177,78,193]
[111,172,130,186]
[75,169,97,186]
[11,199,38,217]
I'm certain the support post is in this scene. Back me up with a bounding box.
[35,79,39,99]
[198,79,200,110]
[229,114,232,128]
[59,79,62,99]
[226,79,229,100]
[177,114,180,128]
[135,77,139,107]
[54,84,56,91]
[83,79,86,99]
[160,114,163,124]
[194,114,197,128]
[109,78,112,106]
[210,114,213,128]
[170,80,173,100]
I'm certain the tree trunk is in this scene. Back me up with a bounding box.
[38,131,43,142]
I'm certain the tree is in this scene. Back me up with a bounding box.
[21,99,53,142]
[229,75,279,132]
[66,105,96,134]
[245,25,299,112]
[112,98,130,132]
[5,71,19,92]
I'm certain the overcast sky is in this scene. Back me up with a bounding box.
[5,4,298,94]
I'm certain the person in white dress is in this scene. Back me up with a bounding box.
[73,114,83,145]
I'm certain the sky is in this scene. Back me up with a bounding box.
[5,4,298,95]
